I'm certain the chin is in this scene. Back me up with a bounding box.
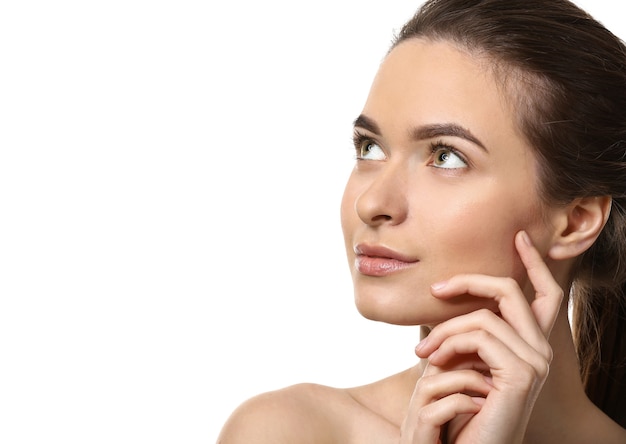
[356,303,422,326]
[354,287,499,327]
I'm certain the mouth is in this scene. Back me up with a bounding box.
[354,244,419,277]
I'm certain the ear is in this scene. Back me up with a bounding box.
[548,196,612,260]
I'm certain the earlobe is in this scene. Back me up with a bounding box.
[547,196,612,260]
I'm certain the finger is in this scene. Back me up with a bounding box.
[515,230,564,336]
[418,346,491,375]
[416,308,551,365]
[402,366,490,443]
[402,394,483,444]
[430,273,548,354]
[414,366,493,401]
[426,330,551,392]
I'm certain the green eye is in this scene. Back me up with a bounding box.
[358,140,386,161]
[432,146,467,169]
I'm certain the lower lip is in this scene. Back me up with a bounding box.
[355,256,417,277]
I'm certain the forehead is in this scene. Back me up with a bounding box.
[363,38,519,141]
[361,38,540,181]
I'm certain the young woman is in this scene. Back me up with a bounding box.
[218,1,626,442]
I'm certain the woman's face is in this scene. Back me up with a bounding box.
[341,39,553,326]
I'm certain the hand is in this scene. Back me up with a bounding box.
[399,231,564,444]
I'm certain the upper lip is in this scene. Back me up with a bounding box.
[354,244,419,263]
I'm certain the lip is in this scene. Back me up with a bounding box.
[354,244,419,277]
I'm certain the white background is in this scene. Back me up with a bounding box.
[0,1,622,443]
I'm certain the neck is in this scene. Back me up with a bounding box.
[523,303,589,442]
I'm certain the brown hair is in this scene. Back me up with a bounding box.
[395,0,626,427]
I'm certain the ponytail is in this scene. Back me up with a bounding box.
[574,284,626,427]
[394,0,626,428]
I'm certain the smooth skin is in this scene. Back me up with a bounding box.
[403,232,561,443]
[217,39,626,443]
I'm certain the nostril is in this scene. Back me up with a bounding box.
[372,214,393,223]
[353,172,409,226]
[364,213,395,227]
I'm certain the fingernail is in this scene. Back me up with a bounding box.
[415,337,428,354]
[484,375,494,387]
[428,350,440,362]
[520,231,532,246]
[431,280,448,291]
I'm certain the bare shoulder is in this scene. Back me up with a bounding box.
[216,383,352,444]
[216,381,402,444]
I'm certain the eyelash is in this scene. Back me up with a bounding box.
[352,130,374,159]
[352,131,469,167]
[429,140,469,167]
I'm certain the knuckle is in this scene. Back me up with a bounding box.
[414,376,428,392]
[544,283,563,300]
[414,374,436,395]
[476,308,496,322]
[474,329,493,342]
[416,406,436,425]
[535,358,551,380]
[451,392,469,409]
[540,343,554,364]
[516,357,550,388]
[503,277,520,293]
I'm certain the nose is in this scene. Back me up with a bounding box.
[354,162,409,227]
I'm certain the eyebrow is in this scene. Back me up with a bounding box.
[353,114,488,152]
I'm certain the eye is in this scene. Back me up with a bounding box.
[431,144,468,169]
[359,141,386,161]
[353,132,386,161]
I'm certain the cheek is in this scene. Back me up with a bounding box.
[428,193,536,279]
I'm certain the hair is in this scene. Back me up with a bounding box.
[395,0,626,428]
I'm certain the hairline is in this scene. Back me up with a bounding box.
[390,35,561,210]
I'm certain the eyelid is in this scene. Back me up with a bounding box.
[351,131,471,168]
[352,129,376,148]
[429,140,470,168]
[353,130,386,160]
